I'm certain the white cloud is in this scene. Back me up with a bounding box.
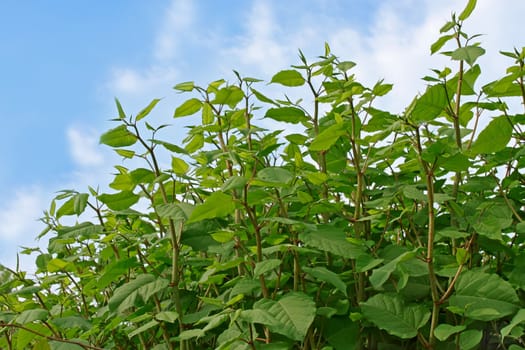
[0,188,46,241]
[67,126,104,167]
[154,0,194,62]
[224,0,289,76]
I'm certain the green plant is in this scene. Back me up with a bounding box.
[1,1,524,349]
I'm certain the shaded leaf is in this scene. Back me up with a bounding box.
[98,191,140,211]
[302,266,347,296]
[411,84,449,123]
[255,293,316,341]
[299,226,365,259]
[265,107,308,124]
[451,46,486,66]
[360,294,430,339]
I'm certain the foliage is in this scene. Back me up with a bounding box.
[1,1,525,349]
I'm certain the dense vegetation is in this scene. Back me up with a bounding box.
[1,1,524,349]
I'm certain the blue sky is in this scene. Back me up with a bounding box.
[1,0,524,272]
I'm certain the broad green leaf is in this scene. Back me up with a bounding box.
[139,278,169,302]
[411,84,448,123]
[51,316,91,331]
[451,46,486,66]
[56,196,75,218]
[129,319,159,339]
[96,257,139,289]
[49,341,85,350]
[270,69,305,87]
[100,125,137,147]
[130,168,156,185]
[325,317,359,350]
[98,191,140,211]
[16,309,49,324]
[177,329,205,340]
[202,102,214,124]
[221,176,248,192]
[360,294,430,339]
[255,293,316,341]
[171,156,189,175]
[449,271,519,321]
[369,250,419,289]
[434,324,467,341]
[47,258,70,272]
[188,191,235,223]
[299,226,366,259]
[108,274,156,313]
[469,116,512,155]
[441,153,472,172]
[136,98,161,121]
[73,193,89,215]
[156,203,193,221]
[211,86,244,108]
[239,309,280,327]
[255,167,293,185]
[156,311,179,323]
[501,309,525,338]
[459,329,483,350]
[174,98,202,118]
[459,0,477,20]
[265,107,308,124]
[250,87,278,106]
[254,259,281,277]
[116,149,135,158]
[302,266,347,296]
[431,34,454,54]
[309,123,346,151]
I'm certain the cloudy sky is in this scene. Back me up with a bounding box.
[1,0,523,272]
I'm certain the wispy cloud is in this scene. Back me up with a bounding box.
[67,126,104,167]
[154,0,194,62]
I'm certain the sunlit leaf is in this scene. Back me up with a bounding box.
[100,125,137,147]
[270,69,305,87]
[469,116,512,155]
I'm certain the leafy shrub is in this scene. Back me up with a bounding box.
[1,1,525,349]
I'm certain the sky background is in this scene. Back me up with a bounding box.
[1,0,524,272]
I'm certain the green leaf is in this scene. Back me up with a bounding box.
[451,46,486,66]
[97,257,139,289]
[441,153,472,172]
[173,81,195,92]
[459,0,477,21]
[100,125,137,147]
[360,294,430,339]
[302,266,347,296]
[239,309,280,327]
[108,274,156,313]
[174,98,202,118]
[270,69,305,87]
[16,309,49,324]
[98,191,140,211]
[155,311,179,323]
[221,176,248,192]
[211,86,244,108]
[369,249,419,289]
[431,34,454,54]
[299,226,366,259]
[171,156,189,175]
[136,98,161,121]
[255,293,316,341]
[188,191,235,223]
[255,167,293,185]
[265,107,308,124]
[51,316,92,331]
[129,319,159,339]
[253,259,281,277]
[49,341,85,350]
[459,329,483,350]
[139,278,169,302]
[156,203,193,221]
[309,123,346,151]
[177,329,205,341]
[201,102,214,124]
[449,271,519,321]
[250,88,278,106]
[411,84,448,123]
[469,116,512,155]
[47,258,70,272]
[434,324,467,341]
[115,98,126,119]
[501,309,525,338]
